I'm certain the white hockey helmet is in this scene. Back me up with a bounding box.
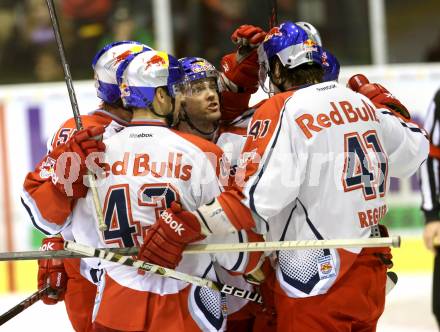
[296,21,323,46]
[92,41,152,104]
[116,50,185,109]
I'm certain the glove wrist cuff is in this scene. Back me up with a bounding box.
[195,199,236,235]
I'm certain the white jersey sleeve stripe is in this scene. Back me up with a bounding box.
[279,204,298,241]
[248,96,293,227]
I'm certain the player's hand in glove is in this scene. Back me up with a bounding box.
[220,25,266,121]
[348,74,411,120]
[37,237,68,305]
[139,202,205,269]
[246,262,277,329]
[220,25,266,94]
[47,126,106,198]
[231,25,267,62]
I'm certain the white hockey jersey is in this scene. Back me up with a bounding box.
[72,118,247,331]
[223,81,428,298]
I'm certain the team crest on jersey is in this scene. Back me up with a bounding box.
[219,156,230,180]
[317,255,336,280]
[39,156,57,182]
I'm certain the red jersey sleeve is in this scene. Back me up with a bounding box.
[21,114,111,234]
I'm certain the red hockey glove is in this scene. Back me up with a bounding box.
[348,74,411,120]
[246,262,277,327]
[139,202,205,269]
[45,126,105,198]
[37,237,68,305]
[220,25,267,94]
[231,25,267,52]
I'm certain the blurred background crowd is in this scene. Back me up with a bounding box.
[0,0,440,84]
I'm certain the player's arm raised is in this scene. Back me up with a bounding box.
[220,25,267,122]
[348,75,429,178]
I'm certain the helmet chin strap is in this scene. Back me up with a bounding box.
[180,105,218,138]
[165,98,177,126]
[268,71,283,94]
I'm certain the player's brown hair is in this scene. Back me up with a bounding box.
[100,98,124,111]
[269,57,324,90]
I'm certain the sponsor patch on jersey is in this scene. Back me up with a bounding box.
[317,255,336,280]
[39,156,57,181]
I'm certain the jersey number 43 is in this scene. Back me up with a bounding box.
[102,183,180,247]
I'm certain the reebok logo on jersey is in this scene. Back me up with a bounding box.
[316,84,336,91]
[41,242,55,251]
[161,211,185,235]
[129,133,153,138]
[56,272,62,287]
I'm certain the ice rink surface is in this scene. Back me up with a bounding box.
[0,274,438,331]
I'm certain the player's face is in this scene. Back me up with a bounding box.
[185,77,221,123]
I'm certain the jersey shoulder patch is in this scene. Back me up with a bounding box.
[51,114,112,149]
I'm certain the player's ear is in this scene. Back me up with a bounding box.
[155,87,167,103]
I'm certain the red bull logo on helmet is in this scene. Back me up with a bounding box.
[264,26,282,41]
[145,52,168,71]
[303,39,318,52]
[321,51,329,67]
[303,39,316,47]
[192,60,215,73]
[111,45,144,67]
[119,82,130,97]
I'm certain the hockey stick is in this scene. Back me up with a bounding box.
[0,236,400,261]
[269,0,278,29]
[45,0,107,231]
[184,236,401,253]
[0,286,50,326]
[64,241,263,303]
[0,247,139,261]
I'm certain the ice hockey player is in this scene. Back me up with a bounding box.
[85,49,258,332]
[176,55,275,332]
[216,22,340,332]
[21,41,149,331]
